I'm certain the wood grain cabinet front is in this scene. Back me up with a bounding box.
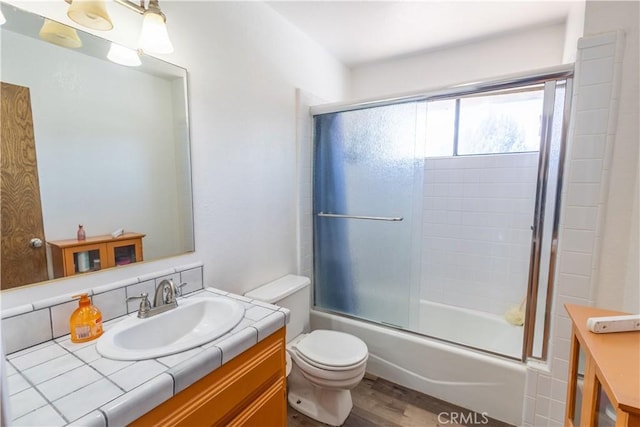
[47,232,144,278]
[131,328,287,427]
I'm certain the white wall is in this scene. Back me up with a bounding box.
[350,23,566,100]
[164,2,349,295]
[422,153,538,315]
[1,1,349,308]
[562,1,586,63]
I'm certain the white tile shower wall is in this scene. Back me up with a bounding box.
[421,153,539,315]
[522,31,626,426]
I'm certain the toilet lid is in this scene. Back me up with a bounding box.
[294,330,368,368]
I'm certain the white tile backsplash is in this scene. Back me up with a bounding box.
[92,288,127,322]
[126,280,156,313]
[179,267,204,294]
[2,309,53,354]
[51,300,79,338]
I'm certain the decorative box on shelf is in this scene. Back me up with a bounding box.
[48,232,145,278]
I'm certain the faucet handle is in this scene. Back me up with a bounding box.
[127,292,152,318]
[176,282,188,297]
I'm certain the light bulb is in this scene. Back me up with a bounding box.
[107,43,141,67]
[139,11,173,54]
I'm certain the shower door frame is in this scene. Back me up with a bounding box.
[310,64,574,362]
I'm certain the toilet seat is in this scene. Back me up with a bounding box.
[291,330,368,371]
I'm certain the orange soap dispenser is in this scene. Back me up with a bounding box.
[70,294,103,343]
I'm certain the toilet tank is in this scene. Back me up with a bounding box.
[245,275,310,342]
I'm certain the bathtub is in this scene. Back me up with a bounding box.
[417,299,524,359]
[310,305,526,425]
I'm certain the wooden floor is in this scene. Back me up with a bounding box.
[287,375,513,427]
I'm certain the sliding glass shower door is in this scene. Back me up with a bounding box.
[312,69,573,361]
[313,103,424,329]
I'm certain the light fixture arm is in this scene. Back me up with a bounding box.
[64,0,164,18]
[113,0,145,14]
[113,0,165,21]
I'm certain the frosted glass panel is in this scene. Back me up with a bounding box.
[313,103,422,328]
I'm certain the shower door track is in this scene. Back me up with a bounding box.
[311,64,574,116]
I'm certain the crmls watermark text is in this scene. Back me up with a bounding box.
[437,411,490,425]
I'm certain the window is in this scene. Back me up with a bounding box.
[425,85,544,157]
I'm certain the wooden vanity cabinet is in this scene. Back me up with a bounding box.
[48,232,144,278]
[564,304,640,427]
[131,327,287,427]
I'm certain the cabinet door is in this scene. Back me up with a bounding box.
[105,238,142,268]
[227,378,286,427]
[63,243,107,276]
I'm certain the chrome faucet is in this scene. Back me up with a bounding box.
[127,279,187,318]
[154,279,178,308]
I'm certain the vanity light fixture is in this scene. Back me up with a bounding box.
[65,0,173,54]
[39,19,83,48]
[107,42,141,66]
[138,1,173,54]
[67,0,113,31]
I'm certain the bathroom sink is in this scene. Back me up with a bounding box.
[96,296,245,360]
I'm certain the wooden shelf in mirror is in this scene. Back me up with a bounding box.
[48,232,145,278]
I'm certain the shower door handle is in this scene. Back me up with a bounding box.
[316,212,404,222]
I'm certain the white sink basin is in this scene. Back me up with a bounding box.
[96,296,245,360]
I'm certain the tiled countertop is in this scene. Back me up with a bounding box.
[6,288,290,426]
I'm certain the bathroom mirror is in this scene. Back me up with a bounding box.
[0,3,194,290]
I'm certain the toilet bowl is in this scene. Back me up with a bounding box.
[287,330,368,426]
[245,275,369,426]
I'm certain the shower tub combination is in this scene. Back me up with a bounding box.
[308,67,573,426]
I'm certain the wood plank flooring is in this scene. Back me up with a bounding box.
[287,375,514,427]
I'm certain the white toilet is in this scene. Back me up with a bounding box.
[245,275,368,426]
